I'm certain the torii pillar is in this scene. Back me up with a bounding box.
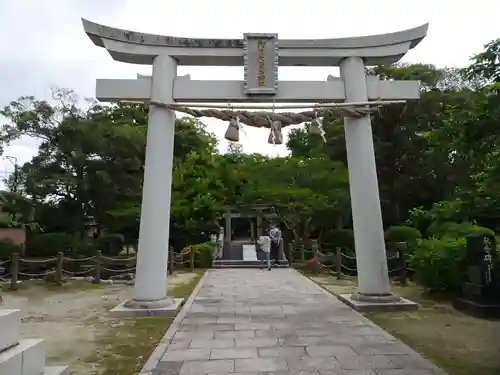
[82,18,427,313]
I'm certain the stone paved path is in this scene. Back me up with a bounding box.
[154,269,447,375]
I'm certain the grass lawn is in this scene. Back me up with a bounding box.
[89,269,205,375]
[311,274,500,375]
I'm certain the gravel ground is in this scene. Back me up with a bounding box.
[0,272,197,375]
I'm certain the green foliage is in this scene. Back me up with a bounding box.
[3,38,500,296]
[384,226,422,242]
[190,242,215,268]
[0,239,22,260]
[410,237,467,292]
[29,232,75,257]
[328,229,354,251]
[427,221,494,239]
[94,234,124,256]
[73,241,98,257]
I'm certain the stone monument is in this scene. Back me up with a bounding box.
[453,233,500,319]
[82,19,428,314]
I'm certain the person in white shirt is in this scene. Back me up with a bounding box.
[257,234,272,271]
[269,223,282,267]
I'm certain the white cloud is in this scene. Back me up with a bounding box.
[0,0,499,166]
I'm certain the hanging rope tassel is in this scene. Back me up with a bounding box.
[309,116,327,143]
[267,120,283,145]
[224,118,240,142]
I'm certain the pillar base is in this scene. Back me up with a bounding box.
[337,293,418,312]
[351,291,401,303]
[109,297,183,318]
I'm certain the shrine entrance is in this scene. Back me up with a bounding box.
[82,19,428,314]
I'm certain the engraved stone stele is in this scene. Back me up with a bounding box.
[82,18,428,312]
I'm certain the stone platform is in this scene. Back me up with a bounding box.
[141,269,447,375]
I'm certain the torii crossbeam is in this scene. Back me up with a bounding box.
[82,18,428,315]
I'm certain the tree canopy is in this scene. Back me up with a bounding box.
[1,37,500,254]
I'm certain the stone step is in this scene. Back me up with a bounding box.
[0,309,21,352]
[213,261,289,269]
[0,338,45,375]
[42,366,69,375]
[214,259,288,266]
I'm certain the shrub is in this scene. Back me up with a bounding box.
[385,225,422,242]
[191,242,215,268]
[94,234,124,256]
[410,236,467,293]
[385,225,422,256]
[73,241,98,257]
[29,232,76,257]
[0,239,22,260]
[427,221,494,238]
[331,229,354,251]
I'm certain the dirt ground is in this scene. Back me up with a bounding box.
[311,274,500,375]
[0,272,197,375]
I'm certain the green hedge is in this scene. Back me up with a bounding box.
[94,234,124,256]
[427,221,494,238]
[192,241,215,268]
[29,232,76,257]
[0,239,22,260]
[410,236,467,292]
[385,225,422,242]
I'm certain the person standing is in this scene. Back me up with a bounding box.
[257,233,272,271]
[269,223,282,267]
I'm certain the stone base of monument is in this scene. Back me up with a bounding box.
[337,292,418,312]
[109,297,183,318]
[453,298,500,320]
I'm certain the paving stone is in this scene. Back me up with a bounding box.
[235,357,288,372]
[144,269,448,375]
[374,370,442,375]
[210,347,258,359]
[336,355,396,370]
[174,331,214,340]
[161,349,211,362]
[350,343,409,356]
[258,346,308,358]
[167,340,191,350]
[306,345,358,358]
[287,356,341,371]
[153,361,182,375]
[179,359,234,375]
[195,323,235,331]
[234,322,272,330]
[384,354,440,370]
[215,330,255,339]
[189,338,234,349]
[235,337,279,347]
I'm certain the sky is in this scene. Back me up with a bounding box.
[0,0,499,178]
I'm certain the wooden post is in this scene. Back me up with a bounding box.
[300,244,305,262]
[311,240,318,258]
[335,247,341,280]
[93,250,102,284]
[55,252,63,284]
[168,247,174,275]
[287,243,293,266]
[10,253,19,291]
[190,247,195,271]
[398,242,408,287]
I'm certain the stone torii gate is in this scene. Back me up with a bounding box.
[82,19,428,315]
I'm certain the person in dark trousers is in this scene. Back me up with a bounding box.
[269,223,282,267]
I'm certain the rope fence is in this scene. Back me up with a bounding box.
[0,247,198,291]
[285,240,410,286]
